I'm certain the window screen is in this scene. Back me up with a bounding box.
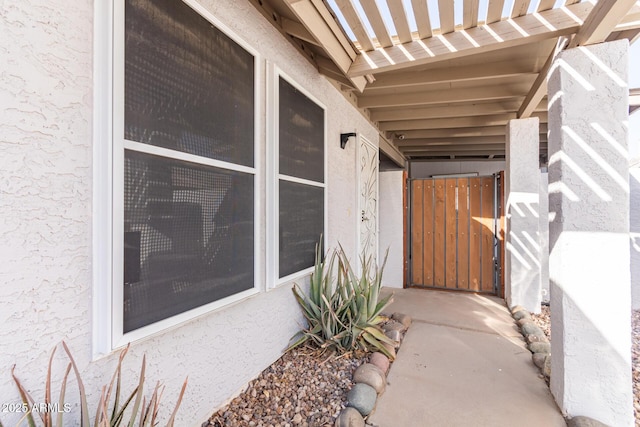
[277,75,325,279]
[278,78,324,183]
[279,181,324,278]
[120,0,256,333]
[123,150,254,332]
[125,0,254,167]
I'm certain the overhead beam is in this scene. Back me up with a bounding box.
[411,0,433,39]
[360,0,393,47]
[518,37,569,118]
[379,111,548,131]
[359,82,532,108]
[283,0,367,92]
[349,2,595,77]
[379,133,406,167]
[395,134,548,147]
[438,0,455,34]
[372,99,547,122]
[537,0,555,13]
[511,0,531,19]
[463,0,479,29]
[334,0,375,51]
[569,0,639,48]
[394,124,545,139]
[388,0,413,43]
[366,59,538,89]
[281,17,321,46]
[486,0,506,24]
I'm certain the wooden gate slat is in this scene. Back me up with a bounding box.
[469,177,482,292]
[434,180,446,287]
[411,180,424,285]
[481,177,495,292]
[445,179,457,288]
[423,181,434,286]
[457,178,470,290]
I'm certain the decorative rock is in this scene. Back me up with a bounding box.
[526,333,549,344]
[528,342,551,354]
[353,363,386,394]
[532,352,547,369]
[543,355,551,378]
[513,310,531,321]
[517,317,535,327]
[521,322,543,336]
[511,305,526,314]
[347,383,377,416]
[334,407,365,427]
[292,413,302,424]
[392,312,412,328]
[384,329,402,345]
[567,416,612,427]
[369,352,390,374]
[383,321,405,333]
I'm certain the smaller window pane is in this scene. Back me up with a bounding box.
[123,150,254,332]
[279,181,324,278]
[279,78,324,183]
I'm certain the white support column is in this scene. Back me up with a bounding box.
[505,117,541,313]
[547,40,633,426]
[540,169,550,303]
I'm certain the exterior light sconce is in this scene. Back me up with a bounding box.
[340,132,356,149]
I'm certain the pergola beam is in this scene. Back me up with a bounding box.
[518,37,568,118]
[394,124,548,139]
[283,0,367,92]
[568,0,639,48]
[360,81,533,108]
[379,111,548,131]
[349,2,595,77]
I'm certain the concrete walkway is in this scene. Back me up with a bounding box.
[368,288,566,427]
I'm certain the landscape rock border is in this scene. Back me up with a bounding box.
[509,305,551,380]
[334,312,412,427]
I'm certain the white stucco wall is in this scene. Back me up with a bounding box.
[0,0,379,425]
[410,160,505,178]
[631,166,640,309]
[379,171,405,288]
[540,170,550,303]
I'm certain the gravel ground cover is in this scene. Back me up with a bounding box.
[205,348,366,427]
[531,306,640,426]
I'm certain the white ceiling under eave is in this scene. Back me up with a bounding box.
[250,0,640,162]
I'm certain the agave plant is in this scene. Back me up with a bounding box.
[289,242,396,359]
[5,341,187,427]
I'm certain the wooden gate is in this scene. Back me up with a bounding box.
[410,176,499,293]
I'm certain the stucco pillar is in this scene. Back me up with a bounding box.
[631,166,640,309]
[547,40,633,426]
[505,117,541,313]
[540,169,550,303]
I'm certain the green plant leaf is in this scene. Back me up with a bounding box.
[127,355,146,427]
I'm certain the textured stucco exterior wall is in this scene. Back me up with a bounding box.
[379,171,405,288]
[547,40,633,426]
[410,160,505,178]
[0,0,378,424]
[631,166,640,309]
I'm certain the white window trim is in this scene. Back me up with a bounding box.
[94,0,262,355]
[267,64,328,289]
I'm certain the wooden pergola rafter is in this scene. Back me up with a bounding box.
[252,0,640,161]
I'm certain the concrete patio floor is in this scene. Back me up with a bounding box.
[368,287,566,427]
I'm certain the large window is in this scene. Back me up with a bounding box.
[272,72,326,282]
[112,0,258,343]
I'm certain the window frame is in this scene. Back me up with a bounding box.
[266,64,328,289]
[95,0,262,354]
